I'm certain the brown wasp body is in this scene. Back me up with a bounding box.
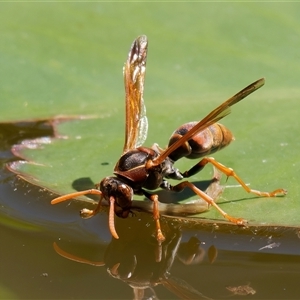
[52,35,287,242]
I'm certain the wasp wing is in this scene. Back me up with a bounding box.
[123,35,148,153]
[153,78,265,165]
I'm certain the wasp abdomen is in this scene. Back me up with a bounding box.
[168,122,234,161]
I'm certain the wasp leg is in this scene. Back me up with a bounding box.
[165,181,247,225]
[181,157,287,197]
[143,191,166,242]
[79,193,104,219]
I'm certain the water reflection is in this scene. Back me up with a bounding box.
[54,219,216,300]
[1,119,300,299]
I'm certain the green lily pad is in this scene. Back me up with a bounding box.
[2,3,300,229]
[8,80,296,227]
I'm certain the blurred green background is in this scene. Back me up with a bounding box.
[1,2,299,120]
[1,2,299,225]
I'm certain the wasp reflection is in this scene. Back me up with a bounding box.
[54,223,216,300]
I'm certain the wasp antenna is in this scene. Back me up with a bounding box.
[53,242,105,266]
[51,189,102,205]
[109,197,119,239]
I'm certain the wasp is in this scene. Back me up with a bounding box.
[51,35,287,242]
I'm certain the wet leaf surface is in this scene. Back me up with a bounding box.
[6,102,297,228]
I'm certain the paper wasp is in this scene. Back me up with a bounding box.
[51,35,287,242]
